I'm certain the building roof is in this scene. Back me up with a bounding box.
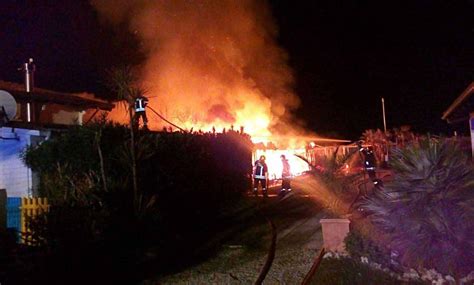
[0,80,114,111]
[442,82,474,123]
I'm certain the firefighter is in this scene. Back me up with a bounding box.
[280,154,292,196]
[134,95,149,129]
[357,141,382,187]
[253,155,268,197]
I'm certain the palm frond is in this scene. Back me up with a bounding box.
[361,139,474,276]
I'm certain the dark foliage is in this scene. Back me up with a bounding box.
[295,147,361,216]
[309,257,421,285]
[361,139,474,276]
[11,123,254,284]
[0,229,18,282]
[344,230,391,267]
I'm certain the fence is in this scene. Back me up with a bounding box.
[5,197,49,244]
[21,197,49,245]
[306,145,359,166]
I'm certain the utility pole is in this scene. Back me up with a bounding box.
[381,97,387,133]
[381,97,389,164]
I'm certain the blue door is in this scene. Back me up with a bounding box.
[7,197,21,241]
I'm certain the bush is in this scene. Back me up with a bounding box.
[295,147,360,216]
[22,123,127,203]
[344,230,391,267]
[361,139,474,276]
[19,123,255,282]
[309,257,420,285]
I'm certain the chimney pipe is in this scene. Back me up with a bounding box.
[24,58,35,92]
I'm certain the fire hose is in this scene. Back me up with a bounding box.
[254,217,277,285]
[147,105,187,132]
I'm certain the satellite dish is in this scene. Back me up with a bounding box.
[0,90,17,121]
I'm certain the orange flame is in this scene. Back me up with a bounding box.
[93,0,300,145]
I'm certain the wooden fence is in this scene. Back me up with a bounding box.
[20,197,49,245]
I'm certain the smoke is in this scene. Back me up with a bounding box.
[92,0,301,136]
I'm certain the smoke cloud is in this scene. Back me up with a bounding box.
[92,0,301,137]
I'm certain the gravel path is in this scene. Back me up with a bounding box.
[155,193,325,284]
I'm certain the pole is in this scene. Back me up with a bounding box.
[25,62,31,122]
[23,58,35,123]
[381,97,389,164]
[381,97,387,133]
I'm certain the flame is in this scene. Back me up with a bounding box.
[93,0,301,145]
[255,149,310,181]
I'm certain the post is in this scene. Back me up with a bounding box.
[382,97,387,133]
[23,58,35,122]
[382,97,389,164]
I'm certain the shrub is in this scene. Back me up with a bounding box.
[295,147,360,216]
[344,230,391,266]
[361,139,474,276]
[309,256,419,285]
[20,123,254,281]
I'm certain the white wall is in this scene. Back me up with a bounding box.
[0,127,41,197]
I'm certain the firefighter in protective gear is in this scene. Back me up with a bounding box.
[280,154,292,196]
[253,155,268,197]
[134,95,149,129]
[357,141,382,187]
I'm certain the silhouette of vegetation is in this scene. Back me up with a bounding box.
[309,256,423,285]
[361,139,474,277]
[12,122,254,284]
[295,147,361,216]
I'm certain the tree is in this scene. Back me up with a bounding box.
[296,147,360,216]
[362,139,474,277]
[107,66,144,215]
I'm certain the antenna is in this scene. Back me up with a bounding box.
[0,90,18,126]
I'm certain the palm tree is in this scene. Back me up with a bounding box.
[107,67,143,215]
[296,147,360,216]
[361,139,474,277]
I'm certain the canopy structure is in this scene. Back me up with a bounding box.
[442,82,474,157]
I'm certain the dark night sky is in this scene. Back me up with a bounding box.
[1,1,474,139]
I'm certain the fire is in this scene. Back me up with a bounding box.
[93,0,300,142]
[92,0,320,181]
[254,148,310,181]
[105,88,275,143]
